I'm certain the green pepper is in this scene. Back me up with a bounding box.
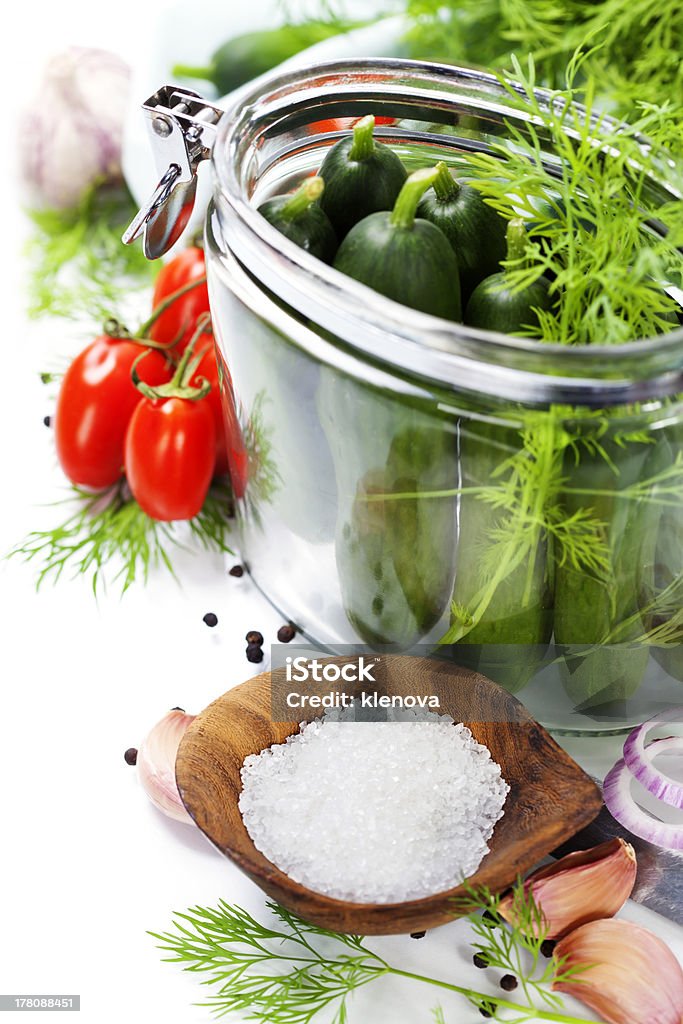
[317,370,457,646]
[333,167,461,320]
[258,177,337,264]
[172,21,365,95]
[416,162,507,300]
[319,115,408,239]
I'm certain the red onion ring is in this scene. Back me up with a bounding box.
[604,737,683,850]
[622,705,683,809]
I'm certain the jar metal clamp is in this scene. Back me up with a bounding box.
[122,86,223,259]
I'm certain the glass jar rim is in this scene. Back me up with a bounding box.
[211,57,683,406]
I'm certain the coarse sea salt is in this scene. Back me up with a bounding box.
[238,707,509,903]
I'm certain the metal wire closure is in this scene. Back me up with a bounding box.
[122,86,223,259]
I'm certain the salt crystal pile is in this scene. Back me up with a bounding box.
[238,708,509,903]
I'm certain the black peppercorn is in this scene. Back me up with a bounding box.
[410,931,426,940]
[203,612,218,628]
[540,939,556,958]
[124,747,138,766]
[229,565,244,577]
[473,953,488,969]
[43,415,51,427]
[482,910,499,927]
[171,707,185,712]
[246,644,264,664]
[479,1006,493,1019]
[246,630,264,646]
[277,624,296,643]
[500,975,518,992]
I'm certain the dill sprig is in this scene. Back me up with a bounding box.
[242,390,282,526]
[569,566,683,655]
[8,481,234,596]
[462,51,683,346]
[152,885,602,1024]
[358,405,683,648]
[153,901,390,1023]
[454,884,588,1016]
[25,182,157,321]
[399,0,683,149]
[312,1,683,155]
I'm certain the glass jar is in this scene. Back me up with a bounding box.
[202,58,683,733]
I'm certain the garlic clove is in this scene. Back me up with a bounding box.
[553,918,683,1024]
[499,838,637,939]
[137,709,196,824]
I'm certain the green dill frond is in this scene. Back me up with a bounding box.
[151,900,388,1024]
[450,602,474,631]
[545,506,609,576]
[243,391,282,525]
[8,481,233,596]
[152,894,603,1023]
[463,52,683,346]
[399,0,683,153]
[25,182,157,321]
[454,879,593,1013]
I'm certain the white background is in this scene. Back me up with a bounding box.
[1,3,681,1023]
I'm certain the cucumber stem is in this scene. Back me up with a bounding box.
[280,177,325,220]
[391,168,440,230]
[506,217,528,262]
[172,63,215,83]
[432,161,460,202]
[348,115,376,161]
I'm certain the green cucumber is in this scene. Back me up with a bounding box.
[641,427,683,680]
[317,370,457,646]
[648,511,683,680]
[258,177,337,264]
[333,167,462,320]
[172,21,365,95]
[446,420,553,693]
[554,437,667,709]
[465,218,552,334]
[318,115,407,238]
[416,162,507,299]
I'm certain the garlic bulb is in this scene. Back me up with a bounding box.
[19,47,130,209]
[137,708,196,824]
[498,838,637,940]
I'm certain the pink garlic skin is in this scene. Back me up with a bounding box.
[554,919,683,1024]
[137,709,196,824]
[19,47,130,209]
[498,838,637,940]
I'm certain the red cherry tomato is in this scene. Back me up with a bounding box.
[192,345,231,478]
[308,115,397,135]
[148,247,210,354]
[54,336,171,489]
[124,398,216,521]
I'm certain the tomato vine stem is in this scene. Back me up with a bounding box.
[132,313,213,402]
[137,274,208,336]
